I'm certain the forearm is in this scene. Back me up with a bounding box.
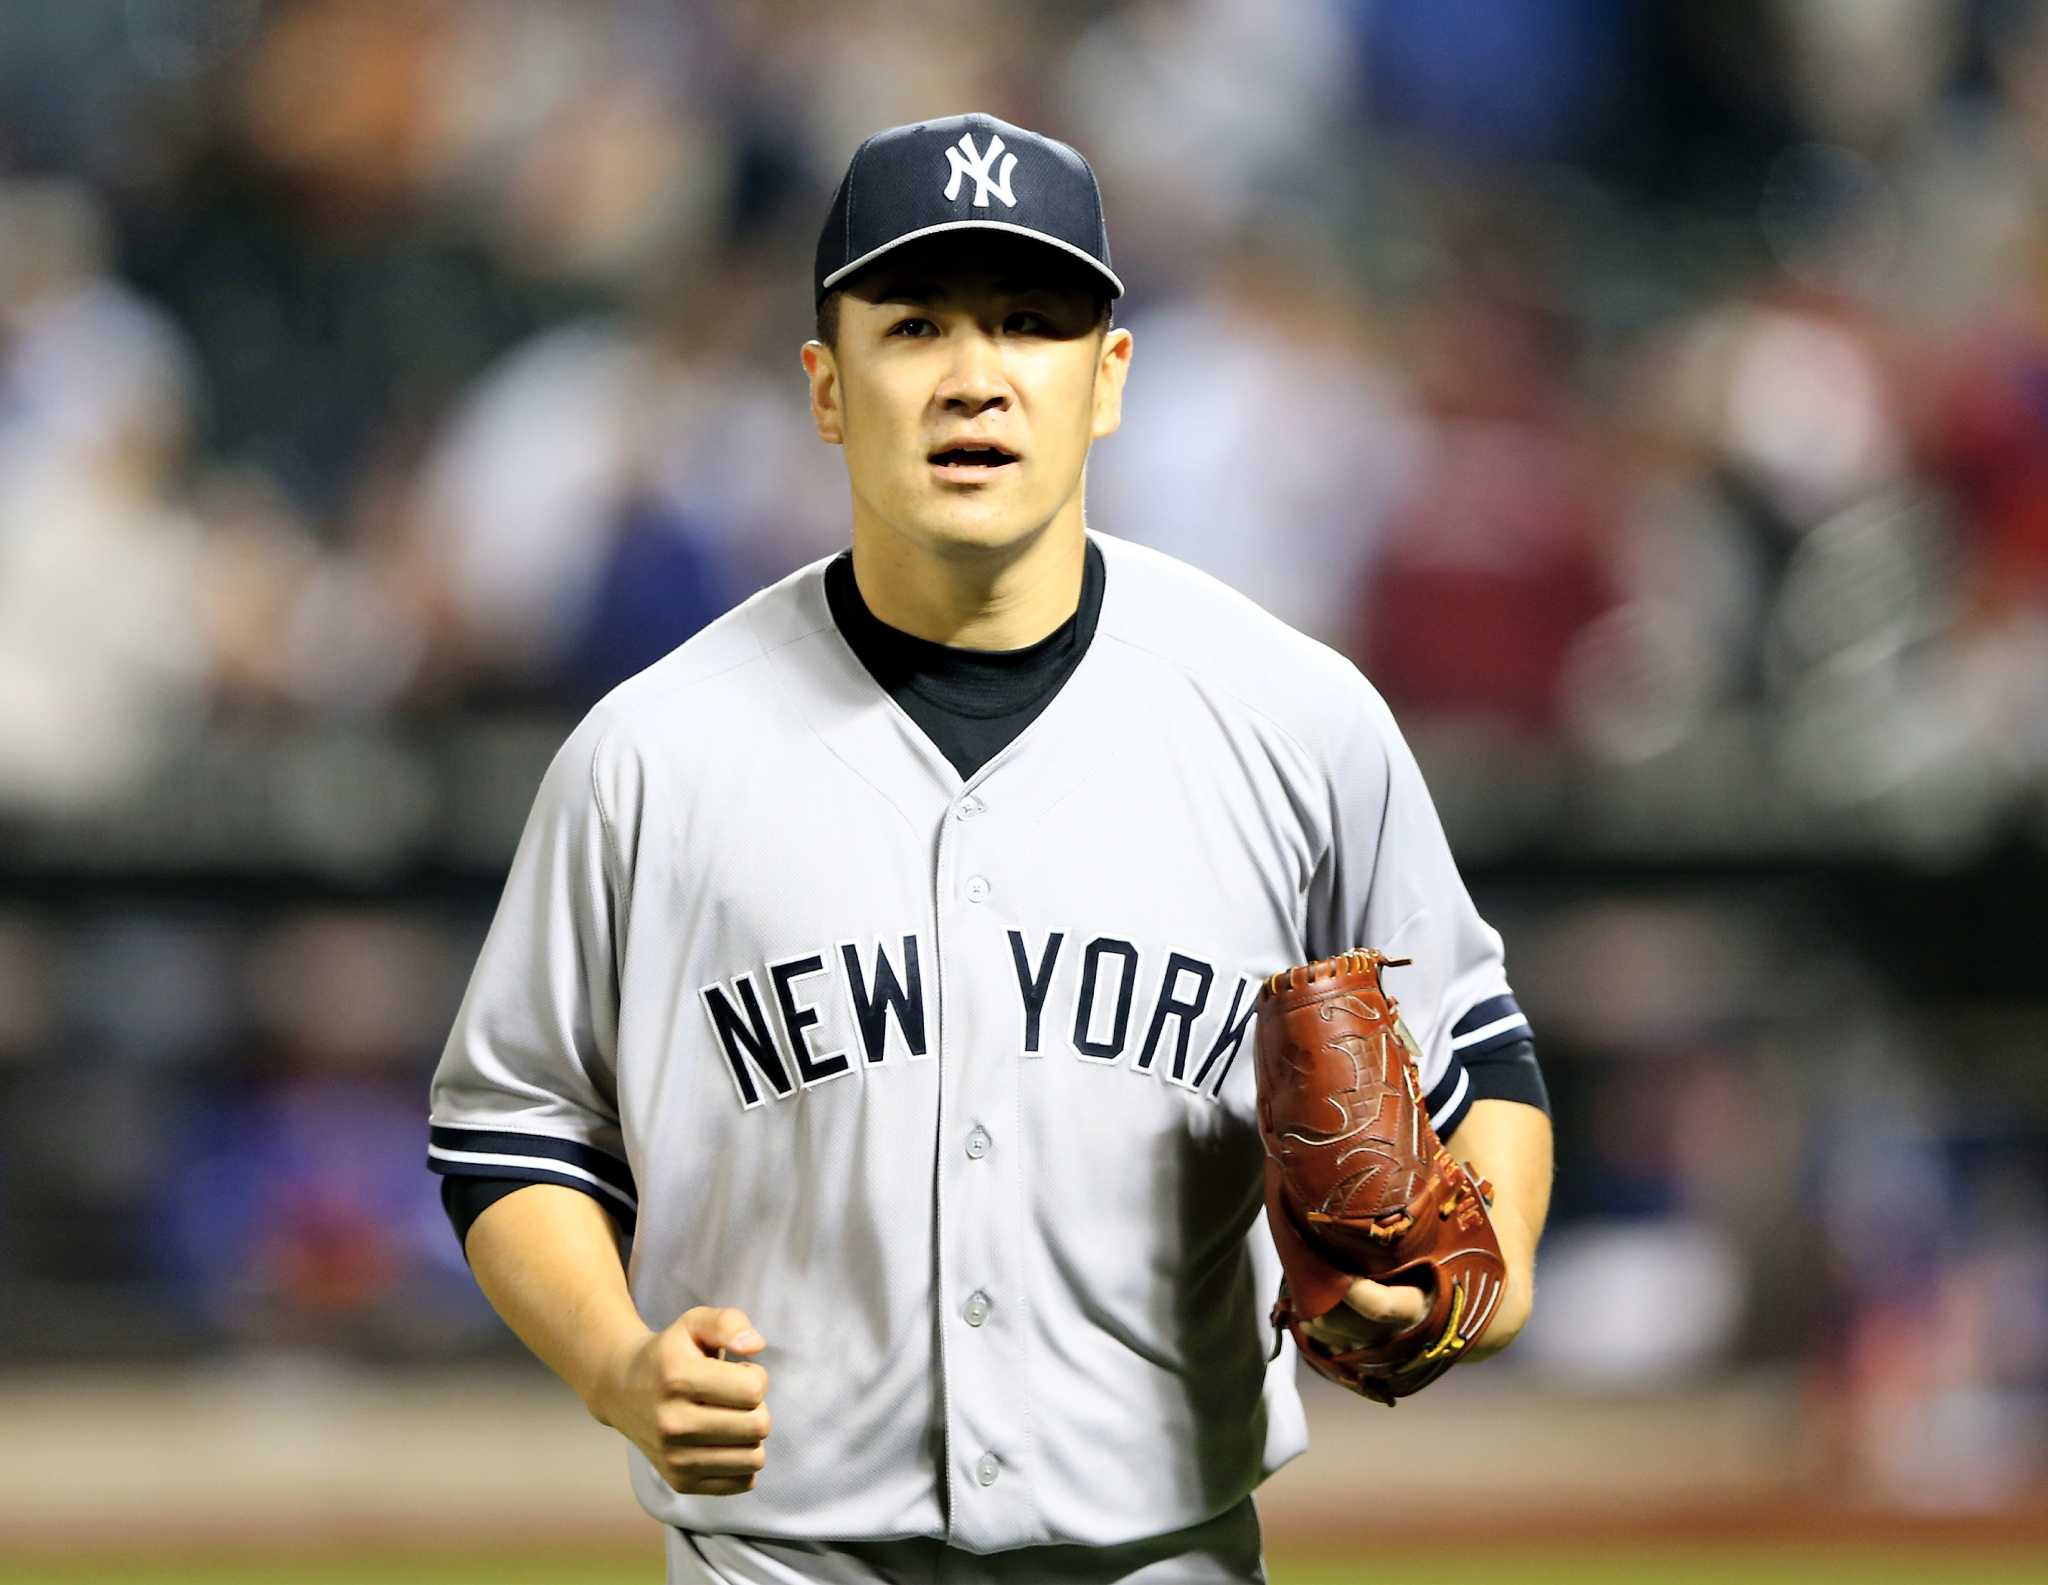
[1446,1097,1553,1356]
[463,1183,651,1413]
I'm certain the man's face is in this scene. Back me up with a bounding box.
[802,237,1132,561]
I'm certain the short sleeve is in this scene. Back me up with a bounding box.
[1308,682,1532,1142]
[426,710,640,1232]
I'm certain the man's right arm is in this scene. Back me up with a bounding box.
[431,721,768,1492]
[465,1183,773,1496]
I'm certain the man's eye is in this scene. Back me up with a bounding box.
[1007,312,1051,334]
[889,318,935,337]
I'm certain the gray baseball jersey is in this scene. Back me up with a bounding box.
[428,530,1529,1553]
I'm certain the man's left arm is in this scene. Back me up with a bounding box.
[1306,684,1556,1367]
[1439,1097,1552,1358]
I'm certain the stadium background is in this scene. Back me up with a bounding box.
[0,1,2043,1580]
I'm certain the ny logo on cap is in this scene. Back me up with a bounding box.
[943,132,1018,209]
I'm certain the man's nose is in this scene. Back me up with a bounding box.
[935,330,1010,413]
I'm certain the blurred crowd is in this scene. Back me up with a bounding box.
[1,0,2045,1513]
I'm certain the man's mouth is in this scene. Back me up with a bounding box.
[928,445,1018,472]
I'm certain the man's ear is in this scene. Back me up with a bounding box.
[801,340,844,445]
[1091,326,1133,440]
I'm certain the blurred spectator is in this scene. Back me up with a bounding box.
[156,912,491,1355]
[1053,0,1357,287]
[1930,236,2048,617]
[406,244,841,703]
[1087,226,1424,646]
[1354,251,1617,730]
[0,179,215,810]
[1359,0,1638,160]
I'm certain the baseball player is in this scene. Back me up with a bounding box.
[429,113,1554,1584]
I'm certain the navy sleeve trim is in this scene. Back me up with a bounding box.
[1426,994,1539,1140]
[439,1175,632,1254]
[428,1125,637,1214]
[1424,1056,1474,1141]
[1461,1035,1551,1117]
[433,1163,639,1238]
[1450,994,1533,1059]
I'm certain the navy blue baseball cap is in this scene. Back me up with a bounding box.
[814,113,1123,307]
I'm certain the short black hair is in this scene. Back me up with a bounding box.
[814,288,1113,350]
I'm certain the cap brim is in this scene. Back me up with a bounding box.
[818,219,1124,302]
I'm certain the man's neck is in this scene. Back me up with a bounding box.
[849,511,1087,651]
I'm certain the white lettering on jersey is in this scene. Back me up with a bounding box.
[837,932,931,1065]
[765,952,853,1089]
[943,131,1018,208]
[704,931,1258,1107]
[1135,951,1215,1077]
[1186,974,1262,1096]
[1072,935,1139,1063]
[1006,928,1064,1058]
[697,971,793,1109]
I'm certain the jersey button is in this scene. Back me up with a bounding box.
[965,1126,990,1159]
[975,1453,1000,1486]
[955,796,985,821]
[963,1291,991,1327]
[964,875,991,903]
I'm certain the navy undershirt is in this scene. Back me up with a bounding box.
[822,539,1106,779]
[440,540,1544,1250]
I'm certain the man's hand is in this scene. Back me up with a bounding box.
[1300,1257,1529,1364]
[1302,1100,1556,1368]
[585,1305,773,1496]
[460,1189,775,1488]
[1299,1276,1429,1354]
[1299,1183,1542,1366]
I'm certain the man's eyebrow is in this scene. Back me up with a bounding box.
[871,280,946,304]
[870,278,1069,305]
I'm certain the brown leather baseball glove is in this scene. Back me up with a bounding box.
[1255,950,1506,1404]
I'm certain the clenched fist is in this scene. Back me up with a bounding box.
[1298,1275,1430,1353]
[586,1305,773,1495]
